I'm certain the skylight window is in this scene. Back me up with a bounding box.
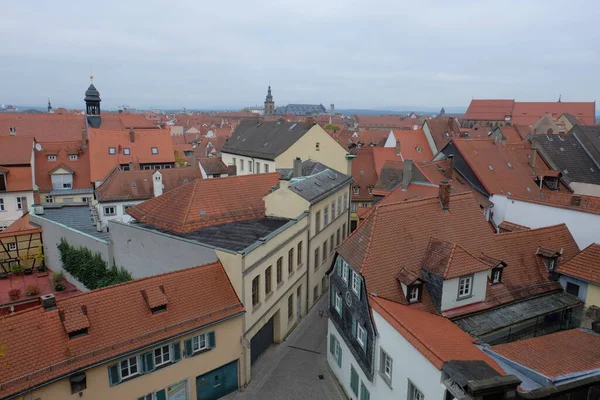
[109,147,116,155]
[559,147,565,152]
[507,162,513,168]
[151,147,159,154]
[564,170,569,175]
[488,165,494,171]
[526,187,532,192]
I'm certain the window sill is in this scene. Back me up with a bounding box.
[378,371,393,389]
[277,281,284,290]
[265,291,274,301]
[457,294,473,301]
[252,302,262,313]
[120,373,141,384]
[288,270,295,279]
[188,347,212,358]
[297,263,303,270]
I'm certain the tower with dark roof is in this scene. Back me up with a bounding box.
[47,98,53,114]
[264,85,275,115]
[85,76,102,128]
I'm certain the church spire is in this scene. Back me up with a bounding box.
[84,76,102,128]
[47,98,53,114]
[264,84,275,115]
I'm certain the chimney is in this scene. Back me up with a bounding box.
[129,129,135,143]
[395,140,401,156]
[571,195,582,206]
[529,149,536,169]
[153,171,163,197]
[9,127,16,136]
[21,196,28,215]
[293,157,302,178]
[96,221,103,232]
[446,155,454,179]
[40,293,57,311]
[401,159,413,191]
[439,180,451,211]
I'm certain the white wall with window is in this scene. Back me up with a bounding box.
[0,191,34,230]
[220,153,275,176]
[51,173,74,190]
[328,310,449,400]
[96,200,144,226]
[440,270,488,312]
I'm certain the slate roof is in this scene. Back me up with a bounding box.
[533,133,600,185]
[0,261,244,398]
[370,295,504,373]
[274,104,327,115]
[39,205,110,241]
[127,173,280,234]
[221,120,313,160]
[489,328,600,380]
[277,159,330,180]
[558,243,600,284]
[572,125,600,163]
[373,160,405,193]
[287,165,353,204]
[95,167,202,202]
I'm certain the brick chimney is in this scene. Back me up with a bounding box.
[395,140,401,156]
[401,160,413,191]
[129,128,135,143]
[439,181,451,211]
[293,157,302,178]
[571,195,582,206]
[40,293,57,311]
[445,155,454,179]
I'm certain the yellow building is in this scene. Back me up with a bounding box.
[0,213,44,274]
[0,261,245,400]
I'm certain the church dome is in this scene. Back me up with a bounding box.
[84,84,101,102]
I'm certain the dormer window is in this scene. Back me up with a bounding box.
[368,186,374,195]
[491,267,503,284]
[536,247,561,271]
[457,275,473,299]
[69,154,78,161]
[123,148,131,155]
[407,284,422,303]
[353,186,360,195]
[109,147,116,155]
[151,304,167,314]
[151,147,159,154]
[48,154,57,161]
[68,328,88,339]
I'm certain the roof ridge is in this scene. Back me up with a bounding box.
[496,223,568,237]
[376,191,473,211]
[359,205,379,275]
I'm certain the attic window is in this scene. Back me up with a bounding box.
[9,127,16,133]
[151,147,159,154]
[316,142,320,151]
[109,147,116,155]
[183,178,189,183]
[48,155,57,161]
[507,162,513,168]
[368,186,374,195]
[69,154,78,161]
[131,182,136,187]
[151,304,167,314]
[123,148,131,155]
[407,284,422,303]
[353,186,359,195]
[68,328,88,339]
[491,268,503,284]
[559,147,565,152]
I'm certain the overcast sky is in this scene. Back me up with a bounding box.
[1,1,598,110]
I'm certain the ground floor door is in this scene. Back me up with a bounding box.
[195,360,238,400]
[250,316,275,364]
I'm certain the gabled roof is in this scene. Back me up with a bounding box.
[95,167,203,202]
[558,243,600,284]
[221,120,313,160]
[0,114,86,142]
[421,238,495,279]
[88,128,175,182]
[0,166,33,191]
[391,129,434,161]
[0,261,243,398]
[356,130,389,147]
[423,118,462,150]
[0,136,33,165]
[0,213,40,237]
[369,295,504,372]
[274,104,327,115]
[197,157,230,175]
[351,147,380,201]
[34,141,92,192]
[127,173,280,233]
[496,126,524,143]
[511,102,595,125]
[572,125,600,163]
[463,100,515,121]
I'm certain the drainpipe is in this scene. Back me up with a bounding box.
[305,213,310,314]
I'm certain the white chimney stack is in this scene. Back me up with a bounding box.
[153,171,164,197]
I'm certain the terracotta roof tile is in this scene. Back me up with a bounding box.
[0,213,41,237]
[351,147,379,201]
[0,114,86,143]
[0,136,33,165]
[0,261,243,398]
[35,141,92,192]
[424,118,462,150]
[497,126,524,143]
[391,129,434,161]
[421,239,494,279]
[511,102,596,126]
[370,296,505,372]
[509,192,600,216]
[97,113,158,130]
[558,243,600,284]
[357,130,390,147]
[356,115,403,129]
[497,221,530,233]
[491,329,600,379]
[0,165,33,191]
[88,128,175,182]
[463,100,515,121]
[60,304,91,333]
[127,173,280,233]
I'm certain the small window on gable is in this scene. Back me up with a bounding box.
[48,154,57,161]
[316,142,320,151]
[407,283,422,303]
[458,275,473,299]
[353,186,359,195]
[70,372,87,394]
[69,154,78,161]
[491,268,503,284]
[123,148,131,155]
[151,304,167,314]
[151,147,159,154]
[109,147,116,155]
[68,328,88,339]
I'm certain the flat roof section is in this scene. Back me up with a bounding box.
[40,205,110,242]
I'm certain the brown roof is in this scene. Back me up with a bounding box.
[97,113,158,130]
[35,141,92,192]
[357,130,390,147]
[95,167,203,202]
[0,166,33,192]
[491,329,600,379]
[463,100,515,121]
[370,296,504,372]
[0,213,40,237]
[0,114,86,143]
[511,102,596,125]
[0,136,33,165]
[356,115,403,129]
[0,261,244,398]
[88,128,175,182]
[497,126,524,143]
[351,147,379,201]
[424,118,462,150]
[509,192,600,216]
[391,129,434,161]
[558,243,600,284]
[127,173,280,233]
[197,157,230,175]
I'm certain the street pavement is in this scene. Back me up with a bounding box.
[224,292,346,400]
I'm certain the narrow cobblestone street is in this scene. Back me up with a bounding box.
[224,293,346,400]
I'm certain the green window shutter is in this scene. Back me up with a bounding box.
[172,342,181,362]
[330,289,335,308]
[360,382,370,400]
[329,334,335,356]
[142,352,154,373]
[208,331,216,348]
[336,258,342,275]
[339,294,343,316]
[350,365,359,395]
[184,338,193,357]
[108,364,120,386]
[155,389,166,400]
[357,277,362,300]
[336,343,342,367]
[352,316,357,338]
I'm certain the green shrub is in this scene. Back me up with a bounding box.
[57,238,132,289]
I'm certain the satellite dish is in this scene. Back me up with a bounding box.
[35,143,43,151]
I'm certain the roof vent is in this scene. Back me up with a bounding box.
[199,210,207,216]
[183,178,189,183]
[131,182,136,187]
[559,147,565,152]
[488,165,494,171]
[360,170,364,176]
[9,127,16,136]
[315,181,323,187]
[507,162,513,168]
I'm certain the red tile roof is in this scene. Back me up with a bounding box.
[0,114,86,143]
[423,118,462,151]
[0,136,33,165]
[509,192,600,216]
[35,141,92,192]
[97,113,158,130]
[357,115,403,129]
[372,148,403,176]
[197,157,230,175]
[1,166,33,192]
[491,329,600,379]
[497,221,530,233]
[95,167,203,202]
[511,102,596,125]
[558,243,600,284]
[497,126,524,143]
[351,147,379,202]
[392,129,434,161]
[463,100,515,121]
[127,173,280,233]
[0,213,41,237]
[0,261,244,398]
[421,238,495,279]
[357,130,390,147]
[88,128,175,182]
[370,295,504,372]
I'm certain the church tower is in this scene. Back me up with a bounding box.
[84,76,102,128]
[264,85,275,115]
[47,98,53,114]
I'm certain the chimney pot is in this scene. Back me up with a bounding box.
[445,155,454,179]
[529,149,537,169]
[40,293,57,311]
[293,157,302,178]
[439,180,451,211]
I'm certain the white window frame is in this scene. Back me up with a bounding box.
[104,206,116,216]
[8,243,17,251]
[342,262,349,283]
[331,201,336,220]
[408,285,419,303]
[45,196,53,203]
[324,205,329,226]
[109,147,116,155]
[351,271,359,294]
[343,193,348,209]
[151,147,159,155]
[16,197,23,210]
[192,333,208,353]
[408,380,424,400]
[240,159,244,171]
[357,324,366,347]
[248,160,253,173]
[380,347,393,386]
[153,345,170,367]
[119,355,139,380]
[335,293,342,314]
[69,154,78,161]
[351,203,357,212]
[353,186,359,195]
[337,196,342,217]
[491,268,501,284]
[265,163,269,173]
[47,154,57,161]
[256,161,260,173]
[458,275,473,299]
[123,148,131,155]
[0,198,4,211]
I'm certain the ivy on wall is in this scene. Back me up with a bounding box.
[57,238,132,289]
